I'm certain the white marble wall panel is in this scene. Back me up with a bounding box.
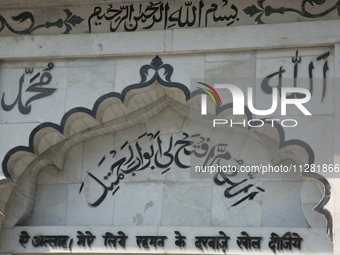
[262,182,308,227]
[37,165,58,184]
[82,134,114,180]
[65,64,115,111]
[67,57,116,68]
[145,106,185,134]
[66,183,114,225]
[165,164,192,183]
[113,183,163,226]
[113,123,146,147]
[1,188,28,228]
[206,51,256,62]
[282,115,334,169]
[301,182,323,204]
[58,142,83,184]
[0,122,38,180]
[161,183,212,226]
[25,184,68,226]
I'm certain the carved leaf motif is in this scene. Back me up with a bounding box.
[243,5,264,17]
[255,13,265,24]
[63,9,73,20]
[61,9,84,34]
[150,56,163,70]
[159,64,173,81]
[257,0,265,9]
[64,23,72,34]
[139,65,154,83]
[66,14,84,26]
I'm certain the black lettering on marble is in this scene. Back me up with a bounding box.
[32,235,72,250]
[88,0,239,33]
[1,62,56,115]
[261,50,330,102]
[174,231,186,248]
[103,231,128,248]
[195,231,229,253]
[19,231,30,248]
[136,235,167,249]
[77,231,96,248]
[236,231,261,250]
[268,232,302,254]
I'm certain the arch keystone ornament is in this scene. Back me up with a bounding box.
[0,56,334,254]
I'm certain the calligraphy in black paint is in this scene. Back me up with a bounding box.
[261,50,330,102]
[1,62,56,115]
[79,131,256,208]
[79,131,191,207]
[88,0,239,33]
[244,0,340,24]
[214,171,265,207]
[0,9,84,35]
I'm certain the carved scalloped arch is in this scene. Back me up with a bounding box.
[0,56,333,242]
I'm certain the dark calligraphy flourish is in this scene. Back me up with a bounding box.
[0,9,83,35]
[244,0,340,24]
[214,171,265,207]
